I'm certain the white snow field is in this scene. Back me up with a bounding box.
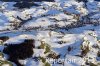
[0,0,100,66]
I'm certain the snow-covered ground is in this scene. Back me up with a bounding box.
[0,0,100,66]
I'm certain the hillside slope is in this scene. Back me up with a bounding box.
[0,0,100,66]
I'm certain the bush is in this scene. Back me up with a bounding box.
[0,52,4,59]
[81,45,90,57]
[0,36,9,42]
[47,52,60,59]
[39,57,46,63]
[3,39,35,66]
[97,51,100,57]
[0,61,13,66]
[45,62,51,66]
[13,2,40,9]
[44,45,51,54]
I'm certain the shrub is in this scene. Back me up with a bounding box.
[13,2,40,9]
[44,45,51,54]
[38,41,51,54]
[39,57,46,63]
[89,63,97,66]
[0,36,9,42]
[0,61,13,66]
[97,51,100,57]
[0,52,4,59]
[3,39,35,66]
[47,52,60,59]
[45,62,51,66]
[81,45,90,57]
